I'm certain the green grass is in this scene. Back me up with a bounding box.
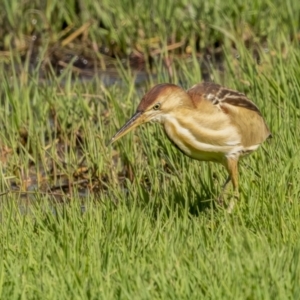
[0,2,300,299]
[1,48,300,298]
[1,199,300,299]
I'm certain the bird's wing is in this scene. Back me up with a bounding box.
[187,82,262,115]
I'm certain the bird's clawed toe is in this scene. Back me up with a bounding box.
[217,194,225,207]
[216,190,239,213]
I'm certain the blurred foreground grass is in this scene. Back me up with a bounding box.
[0,1,300,299]
[1,0,300,75]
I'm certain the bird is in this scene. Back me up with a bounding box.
[109,82,271,211]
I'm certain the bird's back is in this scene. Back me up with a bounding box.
[187,82,271,154]
[163,82,270,162]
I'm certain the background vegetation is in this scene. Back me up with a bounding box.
[0,0,300,299]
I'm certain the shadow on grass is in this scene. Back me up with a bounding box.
[173,179,218,217]
[137,176,219,220]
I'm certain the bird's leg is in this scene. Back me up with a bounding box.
[225,157,239,213]
[217,175,231,206]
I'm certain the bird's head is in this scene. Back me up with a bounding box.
[109,83,187,144]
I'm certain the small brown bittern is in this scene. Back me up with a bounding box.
[110,82,271,210]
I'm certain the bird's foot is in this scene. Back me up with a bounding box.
[216,194,224,207]
[216,192,239,213]
[227,199,235,213]
[226,192,239,213]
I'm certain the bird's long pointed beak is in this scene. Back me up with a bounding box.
[109,111,144,144]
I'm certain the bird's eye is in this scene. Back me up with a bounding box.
[153,103,161,110]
